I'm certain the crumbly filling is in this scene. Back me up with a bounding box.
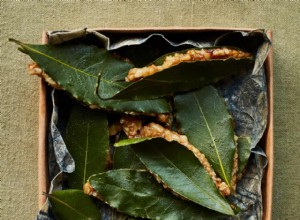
[121,119,231,196]
[83,182,102,200]
[126,48,252,82]
[28,62,61,89]
[156,113,170,124]
[230,147,239,192]
[120,116,143,138]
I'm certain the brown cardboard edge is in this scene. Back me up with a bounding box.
[88,27,258,33]
[38,31,49,209]
[37,27,274,217]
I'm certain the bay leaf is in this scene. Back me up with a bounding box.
[65,104,109,189]
[113,145,145,170]
[112,134,147,170]
[87,169,228,219]
[10,39,170,114]
[174,86,236,187]
[48,189,101,220]
[126,138,234,215]
[237,136,251,175]
[98,47,254,100]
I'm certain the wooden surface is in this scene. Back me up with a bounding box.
[1,1,299,219]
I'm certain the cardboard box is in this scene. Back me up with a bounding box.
[38,28,273,220]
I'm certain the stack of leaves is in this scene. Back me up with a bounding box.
[11,30,269,220]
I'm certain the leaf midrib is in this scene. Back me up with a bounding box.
[20,42,98,78]
[49,195,91,219]
[23,42,130,93]
[193,93,230,187]
[150,147,230,211]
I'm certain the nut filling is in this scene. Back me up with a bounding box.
[121,119,231,196]
[83,182,102,200]
[28,62,61,89]
[126,48,252,82]
[230,147,239,192]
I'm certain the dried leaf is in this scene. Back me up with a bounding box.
[237,136,252,175]
[10,39,170,114]
[113,145,145,170]
[48,189,101,220]
[65,104,109,189]
[98,47,254,100]
[174,86,236,187]
[123,138,234,215]
[86,169,228,219]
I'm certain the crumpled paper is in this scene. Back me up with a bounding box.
[37,29,270,220]
[37,172,65,220]
[227,147,267,220]
[49,90,75,174]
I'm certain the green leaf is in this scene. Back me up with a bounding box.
[48,189,101,220]
[237,136,251,175]
[10,39,170,114]
[87,169,228,219]
[174,86,236,186]
[113,146,145,170]
[130,138,234,215]
[114,137,152,147]
[113,136,148,170]
[65,104,109,189]
[98,47,254,100]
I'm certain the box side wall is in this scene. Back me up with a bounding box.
[38,32,50,209]
[262,30,274,220]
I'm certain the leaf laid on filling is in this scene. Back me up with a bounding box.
[113,145,145,170]
[120,138,234,215]
[174,86,236,187]
[98,47,254,100]
[48,189,101,220]
[10,39,170,114]
[84,169,229,219]
[65,104,109,189]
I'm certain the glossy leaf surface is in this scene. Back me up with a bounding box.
[130,138,234,215]
[113,145,145,170]
[65,104,109,189]
[48,189,101,220]
[174,86,236,186]
[11,39,170,113]
[99,47,254,100]
[88,169,227,219]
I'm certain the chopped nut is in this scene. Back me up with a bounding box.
[28,62,61,89]
[83,182,102,200]
[218,182,231,197]
[230,147,239,192]
[120,116,143,138]
[126,48,252,82]
[156,114,170,124]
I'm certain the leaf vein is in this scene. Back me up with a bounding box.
[193,93,230,186]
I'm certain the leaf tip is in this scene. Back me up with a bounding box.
[8,38,22,45]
